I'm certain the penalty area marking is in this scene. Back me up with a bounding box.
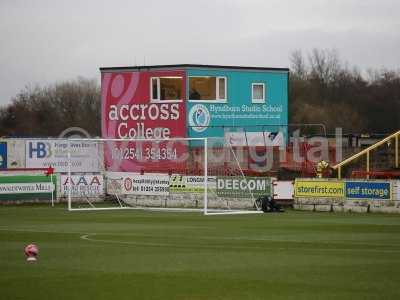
[79,233,285,250]
[80,233,173,247]
[78,233,400,253]
[80,233,247,249]
[0,227,397,254]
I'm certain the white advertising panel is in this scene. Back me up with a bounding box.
[7,140,26,168]
[60,174,104,198]
[106,172,170,196]
[273,180,294,200]
[25,140,101,172]
[394,180,400,201]
[225,131,284,147]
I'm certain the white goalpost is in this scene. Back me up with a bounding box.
[66,137,264,215]
[203,137,264,215]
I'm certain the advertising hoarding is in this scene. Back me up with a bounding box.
[25,140,100,172]
[294,180,345,198]
[169,175,216,193]
[216,176,271,198]
[345,181,391,200]
[0,142,6,169]
[0,175,56,201]
[273,181,294,200]
[101,71,187,172]
[106,172,169,196]
[224,131,284,147]
[6,140,25,168]
[186,69,288,139]
[395,181,400,201]
[60,174,104,198]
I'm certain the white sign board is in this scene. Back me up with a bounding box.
[25,140,101,172]
[7,140,26,168]
[60,174,104,198]
[225,131,284,147]
[394,180,400,201]
[273,181,294,200]
[106,172,170,196]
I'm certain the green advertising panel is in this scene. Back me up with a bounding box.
[216,176,271,198]
[0,175,56,201]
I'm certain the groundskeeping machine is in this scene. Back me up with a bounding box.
[66,137,270,215]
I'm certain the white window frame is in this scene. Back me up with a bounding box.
[150,76,183,103]
[150,77,160,101]
[251,83,265,104]
[216,76,227,101]
[188,76,228,103]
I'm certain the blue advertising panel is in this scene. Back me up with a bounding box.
[0,142,7,169]
[345,181,391,200]
[186,68,288,139]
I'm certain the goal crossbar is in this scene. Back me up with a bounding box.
[66,137,263,215]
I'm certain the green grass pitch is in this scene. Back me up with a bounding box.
[1,206,400,300]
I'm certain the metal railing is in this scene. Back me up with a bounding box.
[332,130,400,179]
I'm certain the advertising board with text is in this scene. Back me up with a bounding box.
[169,175,216,193]
[106,172,169,196]
[216,176,271,198]
[0,175,56,201]
[101,71,188,173]
[294,180,345,198]
[345,181,391,200]
[60,174,104,198]
[25,140,100,172]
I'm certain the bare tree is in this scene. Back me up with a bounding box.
[0,78,100,137]
[290,49,308,80]
[308,48,341,85]
[289,48,399,134]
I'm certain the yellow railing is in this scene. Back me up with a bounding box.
[332,130,400,179]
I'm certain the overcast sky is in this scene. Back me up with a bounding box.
[0,0,399,105]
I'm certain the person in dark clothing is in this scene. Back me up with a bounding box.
[190,88,201,100]
[257,196,284,212]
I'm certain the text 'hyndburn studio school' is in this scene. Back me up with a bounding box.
[101,64,288,145]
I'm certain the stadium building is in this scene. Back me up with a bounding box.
[100,64,289,144]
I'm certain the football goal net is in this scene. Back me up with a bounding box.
[67,137,266,215]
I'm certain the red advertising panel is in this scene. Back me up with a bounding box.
[101,70,187,172]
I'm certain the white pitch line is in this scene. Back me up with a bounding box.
[78,233,400,253]
[1,227,399,253]
[80,233,174,247]
[79,233,280,250]
[0,227,86,235]
[226,236,400,247]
